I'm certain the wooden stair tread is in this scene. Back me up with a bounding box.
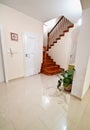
[42,69,62,75]
[46,65,60,68]
[42,63,56,67]
[41,52,64,75]
[42,69,61,72]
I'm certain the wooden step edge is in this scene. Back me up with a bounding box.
[46,65,60,68]
[56,38,60,40]
[68,24,74,29]
[42,63,57,67]
[45,65,60,69]
[41,70,62,75]
[53,41,57,43]
[60,34,64,37]
[41,67,64,75]
[43,57,54,60]
[42,67,61,72]
[42,67,60,71]
[50,43,54,46]
[43,60,56,63]
[63,29,69,33]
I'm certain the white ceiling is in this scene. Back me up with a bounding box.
[44,16,61,32]
[0,0,82,23]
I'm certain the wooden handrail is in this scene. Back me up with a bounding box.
[48,16,64,36]
[47,16,74,49]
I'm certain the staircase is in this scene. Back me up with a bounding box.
[41,16,74,75]
[41,48,64,75]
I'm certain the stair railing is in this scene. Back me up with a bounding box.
[48,16,74,49]
[48,16,64,48]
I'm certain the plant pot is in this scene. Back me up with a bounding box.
[64,84,72,92]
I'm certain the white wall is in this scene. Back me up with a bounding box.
[43,24,48,46]
[0,4,43,80]
[49,27,76,70]
[71,8,90,99]
[0,34,4,82]
[82,54,90,97]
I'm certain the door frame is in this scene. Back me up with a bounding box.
[0,25,8,82]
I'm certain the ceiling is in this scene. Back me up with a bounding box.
[0,0,82,23]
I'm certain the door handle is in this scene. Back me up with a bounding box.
[25,54,30,58]
[25,54,28,57]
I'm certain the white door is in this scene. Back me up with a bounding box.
[24,33,39,77]
[0,35,4,83]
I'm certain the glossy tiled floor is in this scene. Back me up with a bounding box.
[0,74,90,130]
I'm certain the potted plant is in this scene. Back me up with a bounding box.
[57,68,75,92]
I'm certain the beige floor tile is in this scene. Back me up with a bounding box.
[0,74,90,130]
[0,124,15,130]
[51,116,72,130]
[76,114,90,130]
[25,119,49,130]
[0,113,15,130]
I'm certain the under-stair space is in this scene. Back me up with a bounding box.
[41,16,74,75]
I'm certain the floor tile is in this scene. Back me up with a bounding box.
[0,74,90,130]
